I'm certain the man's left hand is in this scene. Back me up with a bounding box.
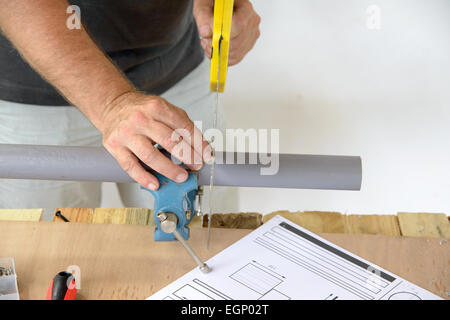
[194,0,261,66]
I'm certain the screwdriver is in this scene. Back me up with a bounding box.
[46,271,77,300]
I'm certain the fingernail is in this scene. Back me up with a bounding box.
[147,183,157,190]
[203,146,213,163]
[199,25,212,37]
[193,163,203,171]
[176,172,188,183]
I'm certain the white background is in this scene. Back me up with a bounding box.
[103,0,450,215]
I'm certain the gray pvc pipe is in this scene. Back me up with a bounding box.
[198,152,362,190]
[0,144,362,190]
[0,144,132,183]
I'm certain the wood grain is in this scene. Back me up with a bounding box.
[93,208,150,226]
[48,209,449,239]
[344,214,401,236]
[203,212,263,229]
[263,211,345,233]
[398,212,450,238]
[0,209,42,222]
[53,208,93,223]
[0,221,447,300]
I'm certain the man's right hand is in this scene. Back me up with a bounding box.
[100,91,212,190]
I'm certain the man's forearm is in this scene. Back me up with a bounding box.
[0,0,135,131]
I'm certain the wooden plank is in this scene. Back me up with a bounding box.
[398,212,450,238]
[93,208,149,226]
[53,208,93,223]
[302,211,345,233]
[263,210,304,225]
[344,214,401,236]
[93,208,126,225]
[263,211,345,233]
[124,208,150,226]
[147,210,155,226]
[0,209,42,222]
[202,213,263,229]
[0,221,446,299]
[189,215,203,228]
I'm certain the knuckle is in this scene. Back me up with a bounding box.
[181,122,193,136]
[164,131,182,149]
[199,7,212,18]
[175,107,189,118]
[103,134,119,150]
[256,14,262,25]
[140,148,157,165]
[121,158,135,173]
[149,99,167,115]
[129,110,148,126]
[117,121,133,138]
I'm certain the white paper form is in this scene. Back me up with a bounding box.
[149,215,442,300]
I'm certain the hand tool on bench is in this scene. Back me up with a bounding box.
[46,271,77,300]
[0,144,362,273]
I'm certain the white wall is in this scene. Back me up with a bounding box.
[223,0,450,215]
[103,0,450,215]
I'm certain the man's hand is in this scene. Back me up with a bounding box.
[194,0,261,66]
[101,92,212,190]
[0,0,213,191]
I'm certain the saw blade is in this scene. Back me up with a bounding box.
[207,36,223,249]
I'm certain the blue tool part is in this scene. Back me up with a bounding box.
[141,172,198,241]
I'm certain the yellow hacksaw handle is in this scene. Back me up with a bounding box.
[209,0,234,93]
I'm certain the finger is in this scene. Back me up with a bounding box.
[229,10,260,54]
[229,28,260,66]
[127,135,189,183]
[152,101,212,163]
[201,38,212,49]
[204,44,212,59]
[127,108,201,168]
[228,32,247,57]
[140,120,203,170]
[201,38,212,58]
[230,3,253,39]
[110,146,160,190]
[230,18,246,40]
[194,5,214,38]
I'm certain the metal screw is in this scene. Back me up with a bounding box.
[0,266,12,277]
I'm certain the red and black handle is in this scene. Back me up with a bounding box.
[46,271,77,300]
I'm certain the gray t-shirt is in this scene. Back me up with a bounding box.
[0,0,204,106]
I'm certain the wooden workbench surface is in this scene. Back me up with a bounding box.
[0,221,448,299]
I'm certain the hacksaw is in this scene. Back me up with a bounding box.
[206,0,234,248]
